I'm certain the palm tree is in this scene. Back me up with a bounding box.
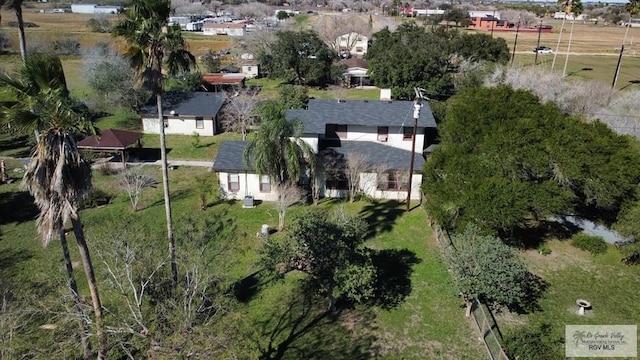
[0,0,27,62]
[243,101,315,187]
[613,0,640,89]
[113,0,195,286]
[562,0,583,77]
[552,0,570,71]
[0,55,104,359]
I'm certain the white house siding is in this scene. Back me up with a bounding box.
[363,173,423,200]
[336,33,369,57]
[217,171,279,201]
[241,65,259,78]
[142,117,216,136]
[336,125,425,153]
[320,172,422,200]
[300,136,319,153]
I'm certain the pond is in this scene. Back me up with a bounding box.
[558,215,629,244]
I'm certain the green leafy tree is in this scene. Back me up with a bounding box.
[260,30,335,86]
[423,86,640,236]
[0,55,103,359]
[277,84,309,109]
[276,10,290,20]
[260,208,376,311]
[0,0,27,62]
[243,101,315,187]
[451,33,510,64]
[445,224,533,314]
[113,0,196,286]
[366,24,454,100]
[444,7,471,27]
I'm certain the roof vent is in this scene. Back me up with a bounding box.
[364,100,368,103]
[337,99,345,103]
[169,110,176,115]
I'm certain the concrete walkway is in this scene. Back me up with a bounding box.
[92,158,213,169]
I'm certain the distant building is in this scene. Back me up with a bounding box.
[202,22,246,36]
[70,3,120,14]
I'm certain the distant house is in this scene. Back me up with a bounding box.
[70,3,120,14]
[203,22,246,36]
[468,10,500,19]
[241,63,259,78]
[339,58,372,87]
[553,12,587,21]
[213,98,437,201]
[139,92,226,136]
[336,32,369,58]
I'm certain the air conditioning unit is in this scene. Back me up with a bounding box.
[379,135,388,142]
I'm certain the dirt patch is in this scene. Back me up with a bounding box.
[522,239,595,276]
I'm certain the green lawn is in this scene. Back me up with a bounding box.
[497,239,640,358]
[0,163,485,358]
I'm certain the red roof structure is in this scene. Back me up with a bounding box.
[78,129,143,150]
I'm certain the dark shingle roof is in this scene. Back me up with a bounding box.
[78,129,143,150]
[213,140,423,173]
[286,99,436,134]
[139,92,225,117]
[328,140,424,172]
[213,141,252,172]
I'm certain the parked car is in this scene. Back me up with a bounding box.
[533,46,553,54]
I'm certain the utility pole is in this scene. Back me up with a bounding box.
[406,88,425,213]
[511,19,521,66]
[534,20,543,66]
[612,44,625,90]
[490,10,495,37]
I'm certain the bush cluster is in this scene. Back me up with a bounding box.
[571,233,608,255]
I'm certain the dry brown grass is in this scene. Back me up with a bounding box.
[0,10,231,57]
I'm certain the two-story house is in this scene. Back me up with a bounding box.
[213,98,437,202]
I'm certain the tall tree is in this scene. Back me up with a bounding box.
[260,30,335,86]
[0,55,104,359]
[113,0,196,286]
[562,0,583,77]
[423,86,640,236]
[0,0,26,62]
[366,24,454,100]
[243,101,315,187]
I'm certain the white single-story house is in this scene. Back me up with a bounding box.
[139,92,226,136]
[213,98,437,202]
[340,58,372,87]
[203,22,246,36]
[336,32,369,58]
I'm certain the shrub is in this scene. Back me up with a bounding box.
[538,246,552,256]
[571,233,607,255]
[619,242,640,265]
[98,162,119,176]
[80,188,113,209]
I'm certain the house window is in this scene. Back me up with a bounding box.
[195,117,204,129]
[259,175,271,192]
[247,66,252,71]
[326,171,348,190]
[228,173,240,192]
[377,126,389,142]
[403,126,414,141]
[356,46,363,52]
[163,116,169,128]
[326,124,347,139]
[377,172,409,191]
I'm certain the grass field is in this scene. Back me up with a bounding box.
[495,239,640,358]
[0,159,485,358]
